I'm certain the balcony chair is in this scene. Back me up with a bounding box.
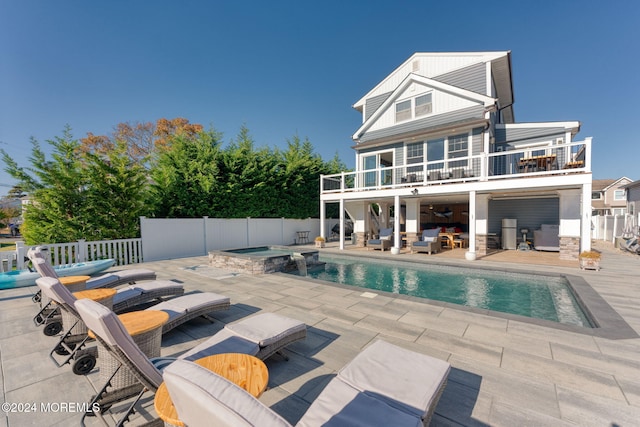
[367,227,393,251]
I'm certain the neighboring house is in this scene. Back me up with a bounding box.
[591,177,633,216]
[320,51,593,260]
[624,179,640,230]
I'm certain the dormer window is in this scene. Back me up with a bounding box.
[395,100,412,122]
[395,92,433,123]
[415,93,432,117]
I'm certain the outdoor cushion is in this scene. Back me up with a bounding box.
[75,298,164,387]
[297,376,421,427]
[163,360,291,427]
[423,236,437,242]
[338,340,450,420]
[226,312,307,347]
[178,329,260,361]
[368,239,382,245]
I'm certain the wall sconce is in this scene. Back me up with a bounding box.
[411,188,419,196]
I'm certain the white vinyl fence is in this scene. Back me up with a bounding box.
[140,216,340,262]
[0,217,341,271]
[591,214,627,242]
[0,238,143,272]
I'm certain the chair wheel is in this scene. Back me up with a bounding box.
[54,343,76,355]
[72,354,96,375]
[44,322,62,336]
[34,314,44,325]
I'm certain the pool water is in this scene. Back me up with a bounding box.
[295,256,592,327]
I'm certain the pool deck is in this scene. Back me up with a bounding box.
[2,241,640,426]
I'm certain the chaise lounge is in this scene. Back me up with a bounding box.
[36,276,229,375]
[411,228,441,255]
[162,339,451,427]
[74,298,307,426]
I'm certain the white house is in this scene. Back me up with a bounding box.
[320,51,592,261]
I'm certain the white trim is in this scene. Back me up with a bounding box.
[353,73,496,140]
[496,122,580,130]
[353,51,510,108]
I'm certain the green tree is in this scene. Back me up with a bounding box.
[148,129,224,217]
[1,126,149,244]
[83,140,150,239]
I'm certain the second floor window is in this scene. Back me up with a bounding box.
[448,134,469,168]
[592,192,602,200]
[614,190,626,201]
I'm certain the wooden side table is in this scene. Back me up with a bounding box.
[59,275,92,292]
[89,310,169,390]
[62,288,117,337]
[154,353,269,427]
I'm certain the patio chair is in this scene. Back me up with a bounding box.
[28,246,157,304]
[162,339,450,427]
[411,228,441,255]
[74,298,306,426]
[36,276,229,375]
[367,227,393,251]
[32,256,180,335]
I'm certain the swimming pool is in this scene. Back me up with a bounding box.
[290,255,593,327]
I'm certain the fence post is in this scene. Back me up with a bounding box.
[15,241,25,270]
[77,239,86,262]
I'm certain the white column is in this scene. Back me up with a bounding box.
[339,198,345,250]
[405,199,420,234]
[559,189,582,238]
[466,191,477,260]
[319,200,326,240]
[582,182,592,252]
[394,195,401,251]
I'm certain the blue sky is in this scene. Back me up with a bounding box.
[1,0,639,195]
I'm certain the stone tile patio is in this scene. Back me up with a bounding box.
[1,241,640,426]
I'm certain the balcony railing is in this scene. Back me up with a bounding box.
[321,138,591,194]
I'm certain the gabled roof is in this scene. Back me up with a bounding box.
[622,179,640,190]
[353,51,513,118]
[601,177,633,191]
[352,73,496,141]
[592,177,633,192]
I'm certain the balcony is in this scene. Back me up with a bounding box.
[321,139,591,194]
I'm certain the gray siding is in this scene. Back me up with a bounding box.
[495,127,566,146]
[488,198,559,235]
[365,92,393,121]
[628,185,640,203]
[433,62,487,94]
[359,105,485,144]
[472,127,483,155]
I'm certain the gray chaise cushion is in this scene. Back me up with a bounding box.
[150,292,229,321]
[163,360,292,427]
[226,313,306,347]
[178,329,260,361]
[296,376,422,427]
[75,298,164,387]
[337,340,450,420]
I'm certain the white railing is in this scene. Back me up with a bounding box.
[0,238,143,272]
[321,138,591,194]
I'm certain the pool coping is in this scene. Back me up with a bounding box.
[280,252,638,340]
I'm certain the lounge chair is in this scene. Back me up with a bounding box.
[162,339,450,427]
[367,227,393,251]
[28,246,158,304]
[74,298,306,426]
[36,276,228,375]
[30,253,179,334]
[411,228,441,255]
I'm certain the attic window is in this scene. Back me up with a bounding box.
[395,100,411,122]
[415,93,432,117]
